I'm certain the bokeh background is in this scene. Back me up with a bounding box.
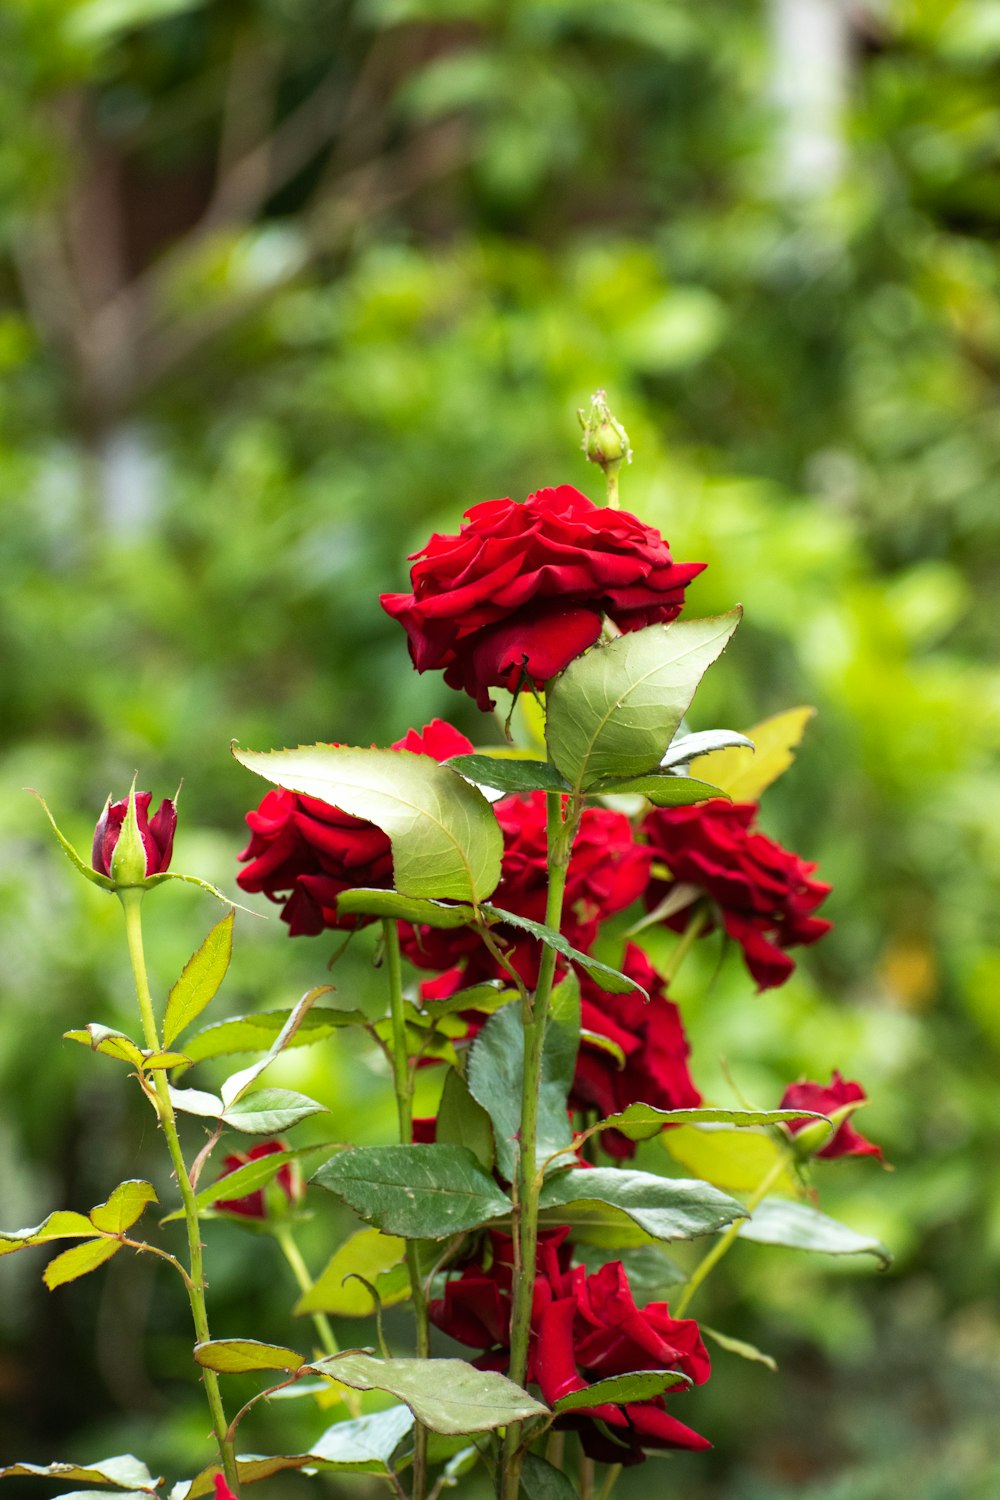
[2,1,1000,1495]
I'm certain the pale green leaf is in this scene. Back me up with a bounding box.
[0,1457,155,1487]
[219,987,329,1106]
[307,1405,415,1469]
[173,995,357,1074]
[310,1353,547,1433]
[538,1167,744,1242]
[336,889,475,926]
[587,774,727,806]
[220,1087,326,1134]
[737,1198,891,1267]
[163,911,234,1049]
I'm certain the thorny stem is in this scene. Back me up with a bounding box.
[500,790,579,1500]
[119,889,240,1494]
[382,918,430,1500]
[674,1148,794,1319]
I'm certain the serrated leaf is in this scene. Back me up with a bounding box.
[553,1368,689,1412]
[660,729,755,768]
[436,1066,495,1171]
[219,987,329,1106]
[702,1325,777,1371]
[737,1198,891,1266]
[587,774,727,806]
[0,1210,98,1256]
[187,1148,297,1219]
[312,1145,511,1238]
[0,1457,155,1487]
[29,792,116,892]
[220,1087,326,1134]
[598,1105,830,1144]
[173,994,356,1074]
[480,906,646,996]
[63,1025,145,1068]
[295,1228,407,1316]
[521,1453,579,1500]
[336,889,476,927]
[308,1405,415,1469]
[88,1181,157,1234]
[44,1237,121,1289]
[232,744,502,904]
[689,706,815,801]
[662,1124,804,1196]
[194,1338,305,1374]
[310,1353,547,1433]
[163,911,234,1049]
[446,755,569,794]
[421,982,512,1020]
[538,1168,745,1242]
[546,612,742,792]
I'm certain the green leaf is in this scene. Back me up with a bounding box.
[587,774,727,806]
[295,1228,407,1316]
[186,1148,297,1219]
[220,1087,327,1135]
[29,792,116,893]
[44,1237,121,1289]
[702,1325,777,1371]
[446,755,569,794]
[598,1105,830,1144]
[88,1181,157,1234]
[63,1025,145,1069]
[521,1453,579,1500]
[181,1456,314,1499]
[436,1067,495,1171]
[336,888,476,927]
[312,1145,512,1238]
[0,1457,155,1487]
[659,729,755,768]
[546,612,742,791]
[480,906,647,996]
[219,987,330,1107]
[174,994,357,1072]
[163,911,234,1049]
[737,1198,891,1267]
[167,1085,224,1117]
[422,982,512,1020]
[662,1124,804,1196]
[194,1338,305,1374]
[232,744,503,904]
[310,1353,547,1434]
[307,1405,415,1470]
[538,1168,745,1242]
[553,1368,689,1412]
[575,1243,685,1295]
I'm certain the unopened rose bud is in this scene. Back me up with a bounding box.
[578,388,632,489]
[92,790,177,883]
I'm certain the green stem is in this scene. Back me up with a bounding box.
[660,906,708,987]
[604,462,621,509]
[501,792,577,1500]
[674,1148,793,1319]
[275,1226,340,1358]
[119,890,239,1494]
[382,919,429,1500]
[596,1464,622,1500]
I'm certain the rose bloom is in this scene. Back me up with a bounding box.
[430,1229,711,1463]
[574,945,701,1158]
[780,1072,883,1161]
[92,791,176,878]
[402,791,652,990]
[381,485,705,710]
[236,720,473,935]
[212,1140,301,1218]
[642,800,832,990]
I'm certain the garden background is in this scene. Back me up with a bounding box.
[1,1,999,1496]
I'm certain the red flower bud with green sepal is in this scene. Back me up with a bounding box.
[92,791,177,881]
[780,1073,883,1161]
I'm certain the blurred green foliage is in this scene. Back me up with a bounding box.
[1,0,999,1495]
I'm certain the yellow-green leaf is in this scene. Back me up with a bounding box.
[194,1338,305,1374]
[662,1125,803,1196]
[295,1228,407,1316]
[689,706,815,802]
[88,1181,158,1235]
[163,910,235,1048]
[44,1237,121,1289]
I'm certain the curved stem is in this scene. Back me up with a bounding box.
[501,791,578,1500]
[674,1148,793,1319]
[660,906,708,987]
[382,918,429,1500]
[275,1226,340,1358]
[120,889,240,1494]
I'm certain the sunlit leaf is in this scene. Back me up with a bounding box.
[163,911,234,1049]
[689,706,815,801]
[310,1352,547,1433]
[194,1338,305,1374]
[295,1228,407,1316]
[88,1181,157,1235]
[43,1238,121,1289]
[662,1124,804,1196]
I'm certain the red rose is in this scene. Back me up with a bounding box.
[780,1072,883,1161]
[212,1140,301,1219]
[381,485,705,710]
[92,791,176,878]
[575,945,701,1158]
[430,1229,711,1464]
[642,801,832,990]
[402,791,651,989]
[236,720,473,934]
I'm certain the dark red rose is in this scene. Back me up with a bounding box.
[381,485,705,710]
[213,1477,238,1500]
[402,791,651,989]
[430,1229,711,1463]
[236,720,474,935]
[212,1140,301,1219]
[92,792,176,878]
[780,1072,883,1161]
[642,800,832,990]
[575,945,701,1158]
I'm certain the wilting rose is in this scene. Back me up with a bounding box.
[92,792,176,878]
[402,791,651,989]
[780,1072,883,1161]
[575,945,701,1158]
[642,800,832,990]
[381,485,705,710]
[430,1229,711,1463]
[236,720,473,935]
[212,1140,302,1218]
